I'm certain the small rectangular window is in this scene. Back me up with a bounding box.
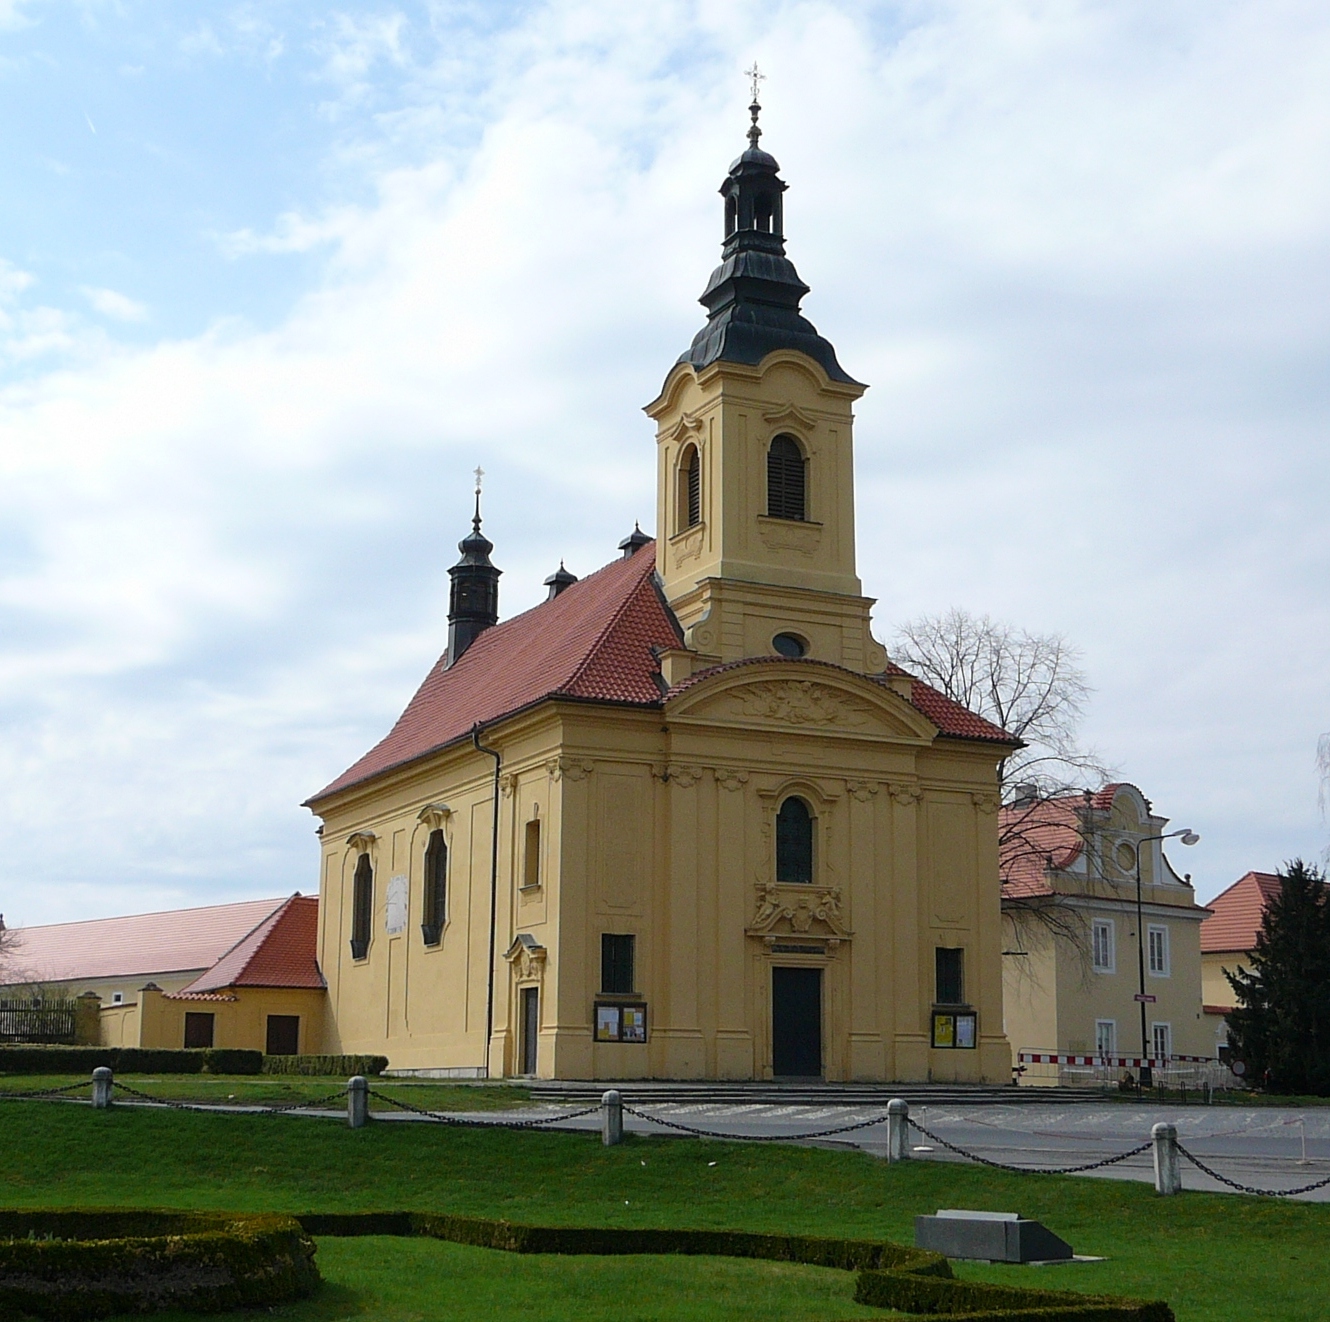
[184,1012,215,1049]
[523,819,541,889]
[1095,1019,1116,1058]
[935,947,964,1005]
[1152,1022,1171,1061]
[1148,925,1170,976]
[1092,920,1115,972]
[601,934,635,994]
[111,991,124,1005]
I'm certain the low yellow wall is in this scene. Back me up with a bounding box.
[136,987,327,1054]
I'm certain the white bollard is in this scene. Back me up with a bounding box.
[601,1089,623,1146]
[1152,1122,1182,1195]
[347,1076,369,1129]
[887,1098,910,1163]
[91,1066,113,1110]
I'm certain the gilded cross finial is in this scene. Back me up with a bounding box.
[744,62,765,148]
[472,465,484,527]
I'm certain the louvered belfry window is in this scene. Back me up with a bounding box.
[421,829,447,946]
[678,444,701,531]
[767,435,806,521]
[350,852,373,960]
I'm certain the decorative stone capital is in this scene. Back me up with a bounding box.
[715,768,749,793]
[846,779,879,802]
[886,782,922,806]
[547,757,593,782]
[668,764,704,788]
[417,803,452,831]
[970,792,1000,814]
[499,772,518,797]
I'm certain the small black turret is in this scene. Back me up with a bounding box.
[544,562,578,599]
[446,485,501,667]
[619,523,652,559]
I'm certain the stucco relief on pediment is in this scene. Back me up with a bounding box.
[730,680,871,729]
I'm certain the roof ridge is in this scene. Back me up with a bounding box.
[11,896,286,936]
[556,548,660,695]
[202,894,297,979]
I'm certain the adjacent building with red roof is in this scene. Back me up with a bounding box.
[303,111,1020,1084]
[1200,871,1284,1019]
[1,896,324,1055]
[999,783,1212,1083]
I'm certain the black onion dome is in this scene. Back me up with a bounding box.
[675,120,860,386]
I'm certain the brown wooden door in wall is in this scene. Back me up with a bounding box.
[520,987,539,1075]
[266,1015,299,1056]
[183,1012,215,1049]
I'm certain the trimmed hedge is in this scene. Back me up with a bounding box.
[0,1209,318,1320]
[0,1046,262,1076]
[298,1211,950,1274]
[261,1054,389,1077]
[854,1269,1174,1321]
[294,1213,1174,1321]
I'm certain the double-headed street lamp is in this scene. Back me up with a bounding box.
[1134,828,1200,1083]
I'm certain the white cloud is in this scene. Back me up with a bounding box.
[1,0,1329,926]
[81,286,148,322]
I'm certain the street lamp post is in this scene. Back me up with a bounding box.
[1134,828,1200,1085]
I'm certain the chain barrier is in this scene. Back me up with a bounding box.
[0,1081,90,1101]
[1174,1141,1330,1198]
[111,1082,350,1114]
[366,1089,600,1130]
[620,1103,894,1142]
[906,1118,1153,1175]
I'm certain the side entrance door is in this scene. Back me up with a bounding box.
[771,966,822,1078]
[520,987,539,1075]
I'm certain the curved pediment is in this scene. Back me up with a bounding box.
[665,660,937,744]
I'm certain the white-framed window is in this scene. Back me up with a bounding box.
[1147,924,1170,976]
[1152,1022,1171,1061]
[1092,919,1115,973]
[1095,1019,1116,1058]
[111,991,124,1005]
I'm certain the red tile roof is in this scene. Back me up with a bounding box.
[178,895,323,993]
[310,546,681,802]
[1200,871,1282,954]
[309,543,1017,805]
[1,897,288,985]
[884,664,1017,744]
[998,794,1086,898]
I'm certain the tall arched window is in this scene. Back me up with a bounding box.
[776,797,814,885]
[767,435,806,522]
[421,829,447,946]
[677,444,701,531]
[350,853,373,960]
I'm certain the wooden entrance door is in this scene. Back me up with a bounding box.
[520,987,539,1075]
[771,967,822,1078]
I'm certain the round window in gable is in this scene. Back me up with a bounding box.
[772,633,808,659]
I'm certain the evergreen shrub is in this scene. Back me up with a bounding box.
[261,1054,389,1077]
[202,1049,263,1075]
[0,1209,318,1320]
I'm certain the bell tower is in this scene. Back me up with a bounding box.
[645,92,886,676]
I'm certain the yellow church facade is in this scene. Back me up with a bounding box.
[306,108,1017,1082]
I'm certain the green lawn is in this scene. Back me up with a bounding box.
[0,1098,1324,1321]
[0,1074,531,1111]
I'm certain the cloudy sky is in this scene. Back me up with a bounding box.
[2,0,1328,928]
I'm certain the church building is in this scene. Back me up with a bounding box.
[305,103,1018,1082]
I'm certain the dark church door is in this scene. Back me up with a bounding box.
[772,967,822,1078]
[520,987,539,1075]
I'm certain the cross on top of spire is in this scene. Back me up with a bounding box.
[744,62,765,148]
[472,465,484,528]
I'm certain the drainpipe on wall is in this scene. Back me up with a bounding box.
[473,723,502,1079]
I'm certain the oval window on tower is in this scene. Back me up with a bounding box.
[772,633,807,659]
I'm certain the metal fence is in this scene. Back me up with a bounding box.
[0,999,78,1044]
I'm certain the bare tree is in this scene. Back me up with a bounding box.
[891,608,1112,794]
[1319,733,1330,862]
[892,609,1115,962]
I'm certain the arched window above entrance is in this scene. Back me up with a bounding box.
[776,796,814,884]
[766,435,806,521]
